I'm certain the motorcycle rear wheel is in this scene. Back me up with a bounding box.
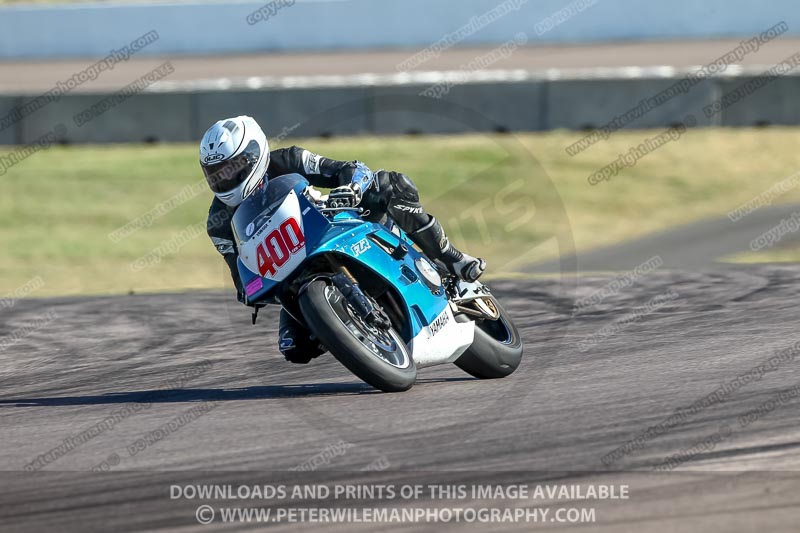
[454,299,523,379]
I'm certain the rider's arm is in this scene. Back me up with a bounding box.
[207,197,246,301]
[268,146,357,188]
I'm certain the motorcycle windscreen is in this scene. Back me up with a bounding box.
[231,173,309,245]
[233,176,310,282]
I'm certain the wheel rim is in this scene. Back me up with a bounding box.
[477,312,515,345]
[323,285,411,369]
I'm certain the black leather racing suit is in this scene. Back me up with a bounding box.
[207,145,446,363]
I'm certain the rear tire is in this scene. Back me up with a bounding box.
[299,279,416,392]
[454,300,522,379]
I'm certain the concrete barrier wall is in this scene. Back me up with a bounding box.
[192,88,372,140]
[0,97,20,145]
[544,78,721,130]
[3,73,800,146]
[716,76,800,126]
[1,0,799,59]
[18,93,194,145]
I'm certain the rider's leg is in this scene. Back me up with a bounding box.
[362,171,485,282]
[409,216,486,282]
[278,309,326,364]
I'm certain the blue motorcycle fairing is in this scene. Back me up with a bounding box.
[235,176,446,340]
[304,214,447,339]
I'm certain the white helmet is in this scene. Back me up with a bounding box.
[200,115,269,207]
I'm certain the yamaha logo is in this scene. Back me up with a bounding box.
[245,222,255,237]
[429,311,450,337]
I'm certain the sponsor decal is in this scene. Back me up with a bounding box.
[301,150,321,174]
[395,204,424,214]
[350,238,371,257]
[255,217,306,277]
[429,310,450,337]
[245,277,263,296]
[204,153,225,163]
[279,329,295,351]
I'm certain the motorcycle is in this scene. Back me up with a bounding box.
[232,172,523,392]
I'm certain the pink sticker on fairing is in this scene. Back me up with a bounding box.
[245,277,264,296]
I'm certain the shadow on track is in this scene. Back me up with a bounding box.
[0,377,474,407]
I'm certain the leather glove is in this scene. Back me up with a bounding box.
[337,161,375,192]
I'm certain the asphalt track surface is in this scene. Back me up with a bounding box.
[2,260,800,531]
[3,39,800,93]
[3,179,800,531]
[531,203,800,272]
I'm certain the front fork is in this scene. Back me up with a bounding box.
[328,258,392,330]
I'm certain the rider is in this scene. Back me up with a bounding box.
[201,115,485,363]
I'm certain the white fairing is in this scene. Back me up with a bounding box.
[408,305,474,367]
[238,190,308,282]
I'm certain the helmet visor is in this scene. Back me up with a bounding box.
[202,140,262,193]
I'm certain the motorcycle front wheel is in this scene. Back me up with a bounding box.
[299,279,416,392]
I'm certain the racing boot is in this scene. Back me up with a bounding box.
[279,309,326,364]
[410,217,486,282]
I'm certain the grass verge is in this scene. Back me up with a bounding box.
[3,128,800,296]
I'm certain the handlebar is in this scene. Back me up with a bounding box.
[319,206,365,213]
[305,185,367,216]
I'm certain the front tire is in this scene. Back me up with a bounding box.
[299,279,416,392]
[455,299,522,379]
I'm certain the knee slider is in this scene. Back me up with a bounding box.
[386,171,420,203]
